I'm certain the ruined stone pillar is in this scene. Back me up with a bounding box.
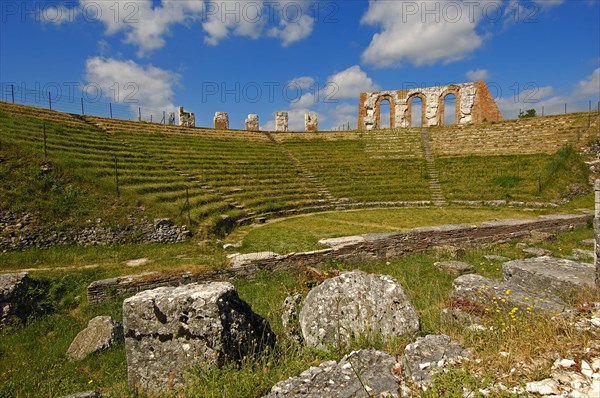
[305,113,318,132]
[276,112,288,132]
[178,107,195,128]
[245,114,259,131]
[214,112,229,130]
[595,179,600,287]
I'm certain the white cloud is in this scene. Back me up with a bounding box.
[466,69,489,81]
[324,65,379,100]
[289,76,315,90]
[85,57,180,111]
[361,0,502,67]
[576,68,600,98]
[78,0,204,56]
[202,0,265,45]
[268,13,314,47]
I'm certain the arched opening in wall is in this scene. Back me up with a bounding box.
[379,99,391,129]
[443,93,457,125]
[410,96,423,127]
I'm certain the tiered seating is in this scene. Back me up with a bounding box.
[430,113,595,157]
[361,128,424,159]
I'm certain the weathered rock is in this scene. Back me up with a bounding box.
[59,392,102,398]
[483,255,510,262]
[178,107,195,128]
[580,238,595,246]
[318,235,365,248]
[305,113,318,132]
[433,245,466,259]
[299,271,419,350]
[525,379,560,395]
[228,252,281,268]
[154,218,173,229]
[502,256,596,297]
[400,334,471,384]
[571,248,595,261]
[281,294,302,344]
[434,261,474,276]
[263,349,400,398]
[67,316,124,360]
[246,114,259,131]
[527,230,556,244]
[125,258,149,267]
[522,247,553,257]
[452,274,570,313]
[0,272,30,326]
[214,112,229,130]
[275,112,288,132]
[123,282,275,393]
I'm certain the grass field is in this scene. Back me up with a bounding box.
[1,226,596,397]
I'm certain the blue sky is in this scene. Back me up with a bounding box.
[1,0,599,130]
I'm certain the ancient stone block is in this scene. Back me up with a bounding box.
[214,112,229,130]
[452,274,569,314]
[67,316,123,360]
[299,271,419,350]
[434,261,474,276]
[0,272,30,327]
[245,114,259,131]
[503,256,596,296]
[281,294,302,344]
[123,282,275,393]
[263,349,400,398]
[178,107,195,128]
[275,112,288,132]
[400,334,471,384]
[305,113,318,132]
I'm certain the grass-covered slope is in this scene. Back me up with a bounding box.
[0,101,594,238]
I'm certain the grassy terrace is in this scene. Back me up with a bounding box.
[277,137,431,202]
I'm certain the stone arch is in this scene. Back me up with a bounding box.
[375,94,395,129]
[406,93,426,127]
[437,86,461,126]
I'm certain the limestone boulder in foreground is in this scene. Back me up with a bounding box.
[123,282,275,393]
[299,270,419,350]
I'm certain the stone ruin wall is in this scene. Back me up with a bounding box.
[245,114,260,131]
[358,81,503,130]
[276,112,289,132]
[178,107,195,128]
[214,112,229,130]
[305,113,318,132]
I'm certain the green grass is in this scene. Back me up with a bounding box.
[3,226,595,397]
[230,207,557,254]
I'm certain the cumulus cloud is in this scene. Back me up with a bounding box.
[576,68,600,98]
[361,0,502,67]
[466,69,489,81]
[324,65,379,100]
[85,57,180,111]
[47,1,315,54]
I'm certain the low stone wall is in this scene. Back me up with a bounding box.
[87,214,592,304]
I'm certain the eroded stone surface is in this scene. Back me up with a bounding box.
[263,349,400,398]
[305,113,318,132]
[227,252,282,268]
[123,282,275,393]
[276,112,288,132]
[281,294,302,344]
[246,114,259,131]
[452,274,570,314]
[67,316,123,360]
[522,247,552,257]
[299,271,419,350]
[0,272,30,327]
[400,334,471,384]
[434,261,474,276]
[214,112,229,130]
[502,256,595,296]
[318,235,365,248]
[178,107,195,128]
